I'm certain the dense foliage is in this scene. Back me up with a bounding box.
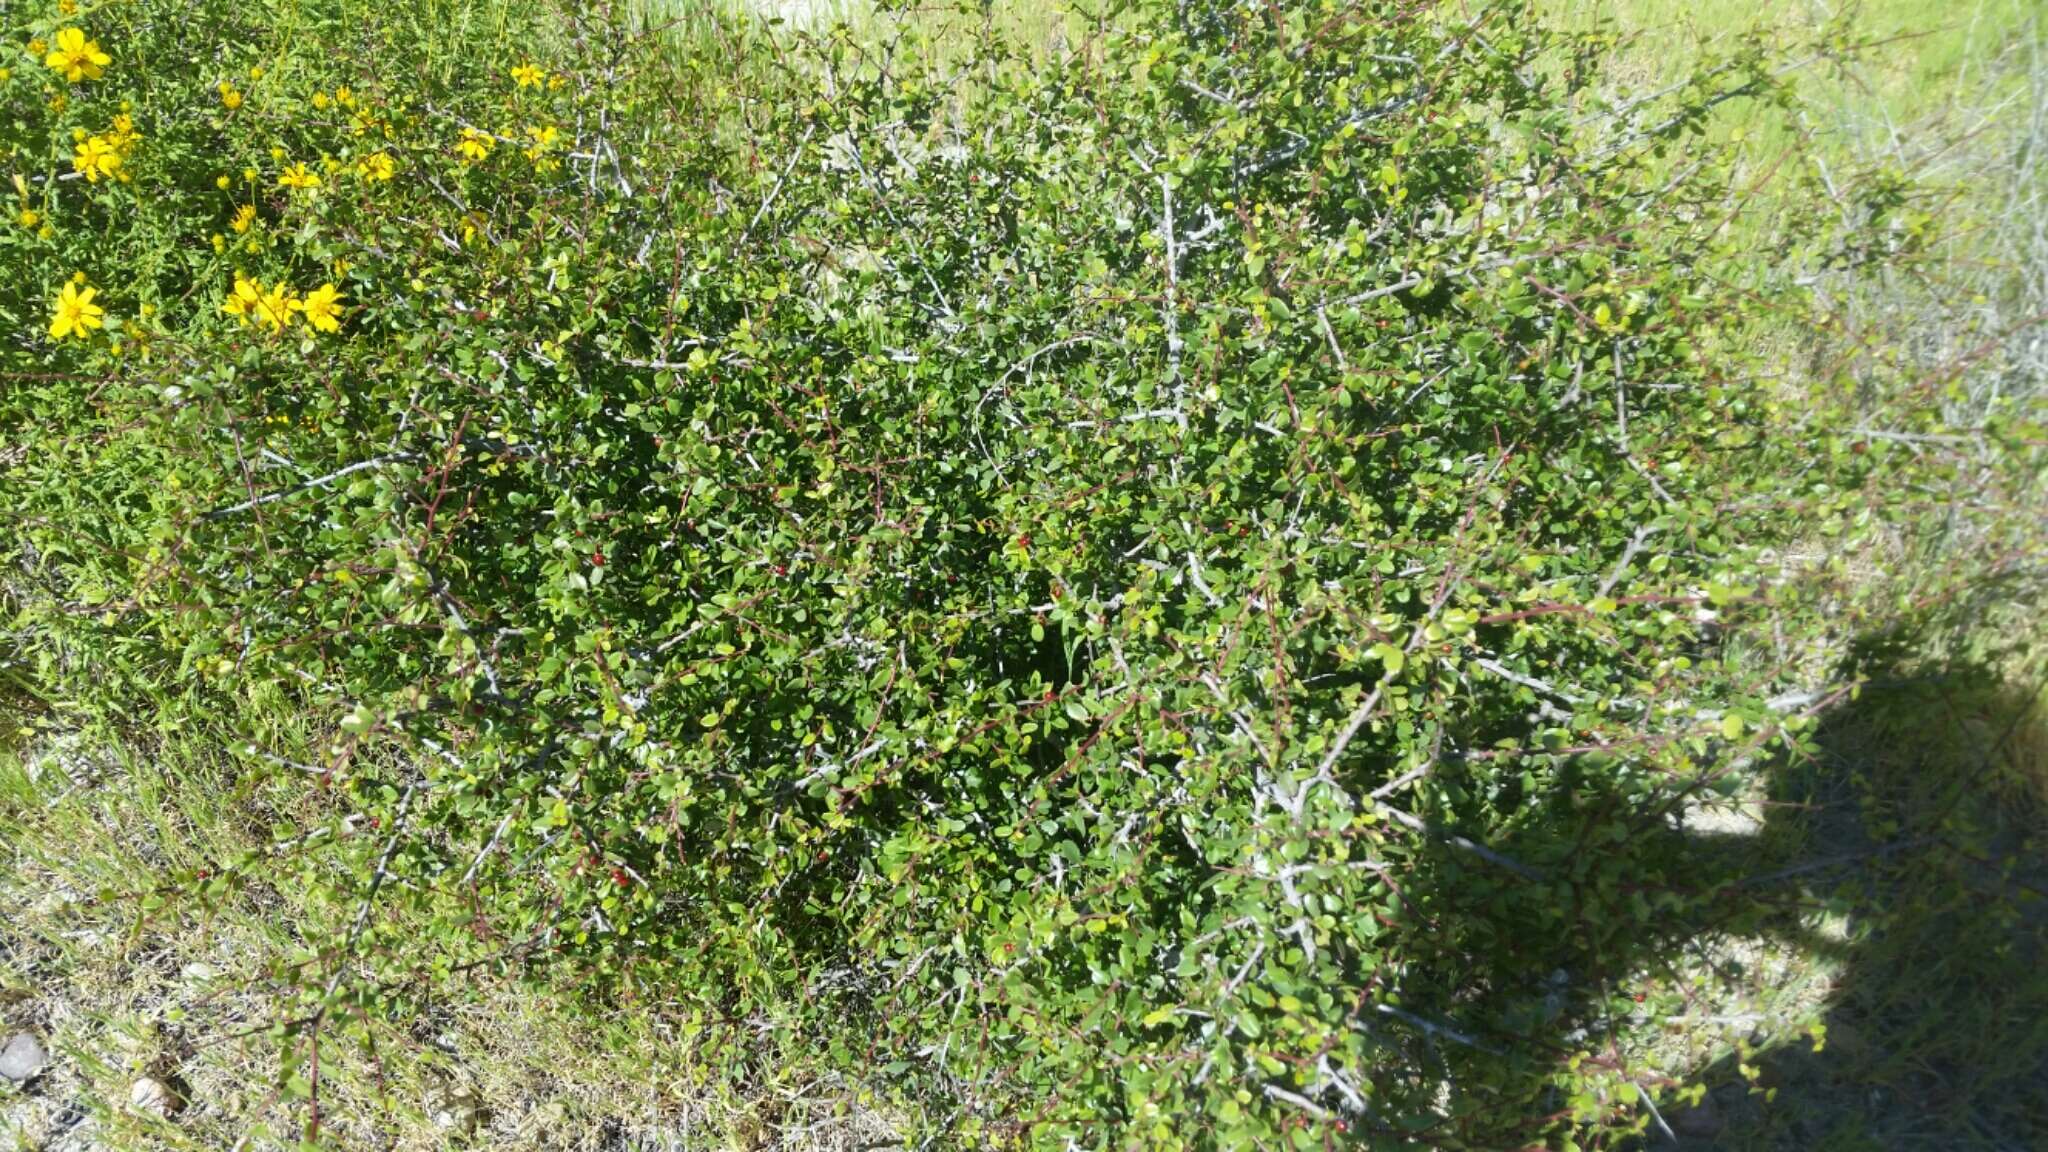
[2,0,2015,1146]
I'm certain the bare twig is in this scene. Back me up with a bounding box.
[201,453,416,519]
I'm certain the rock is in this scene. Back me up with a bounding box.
[429,1085,480,1133]
[128,1076,182,1118]
[0,1033,48,1083]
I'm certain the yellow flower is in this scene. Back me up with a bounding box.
[255,283,300,332]
[49,279,104,340]
[18,208,39,228]
[510,63,544,89]
[312,92,330,109]
[300,282,344,333]
[356,151,395,181]
[71,134,122,182]
[222,273,261,323]
[522,123,560,169]
[231,204,256,233]
[58,0,78,15]
[334,85,354,107]
[27,39,46,57]
[249,65,264,80]
[210,233,225,253]
[218,81,243,109]
[455,127,494,164]
[277,162,320,191]
[216,174,231,190]
[43,27,110,83]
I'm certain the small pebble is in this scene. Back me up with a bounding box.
[129,1076,182,1117]
[0,1033,49,1083]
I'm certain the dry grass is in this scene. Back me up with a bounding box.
[0,723,903,1151]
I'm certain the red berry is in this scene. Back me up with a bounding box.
[592,552,605,566]
[611,868,630,887]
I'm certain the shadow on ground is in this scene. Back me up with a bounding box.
[1662,651,2048,1139]
[1659,652,2048,1151]
[1367,639,2046,1149]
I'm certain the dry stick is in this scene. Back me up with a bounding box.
[1158,174,1184,387]
[290,776,418,1137]
[1635,1081,1678,1145]
[1262,1083,1334,1122]
[201,453,416,519]
[315,780,422,1011]
[1368,764,1431,801]
[1597,524,1661,601]
[741,123,816,245]
[1377,804,1543,882]
[1336,273,1423,309]
[1200,673,1274,767]
[1302,452,1514,814]
[1472,656,1584,706]
[846,140,954,318]
[1185,550,1223,606]
[1316,301,1348,369]
[462,809,517,886]
[1313,678,1390,785]
[1375,1003,1500,1054]
[1612,344,1676,504]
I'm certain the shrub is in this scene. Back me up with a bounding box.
[0,0,1989,1146]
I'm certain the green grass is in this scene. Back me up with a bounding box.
[1540,0,2039,117]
